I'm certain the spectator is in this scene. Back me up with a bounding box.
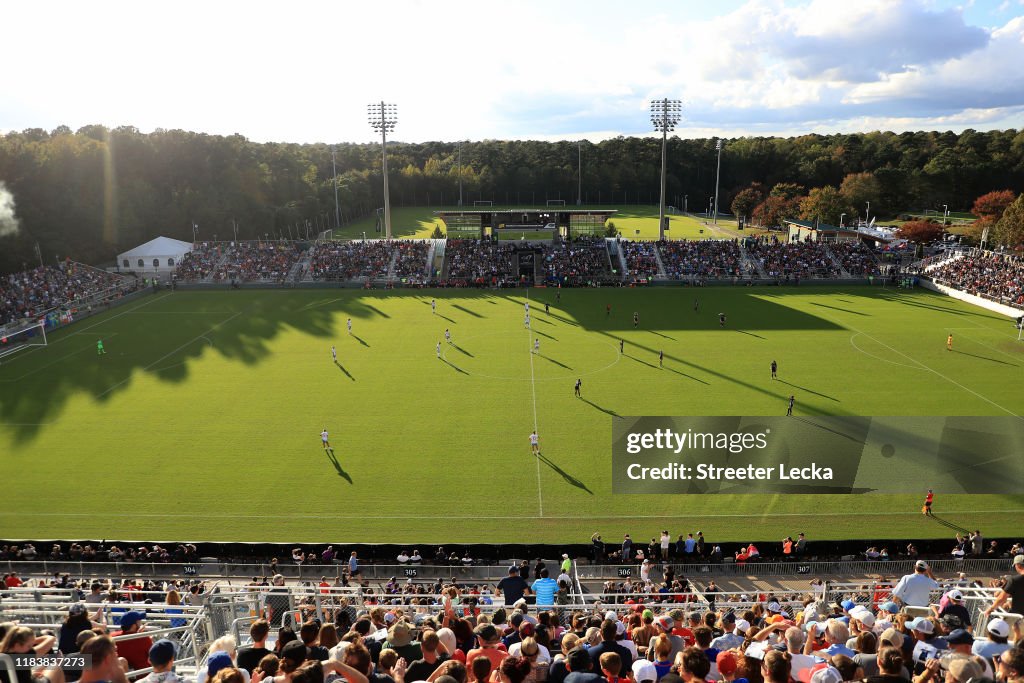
[983,554,1024,620]
[113,610,153,672]
[892,561,939,607]
[140,639,188,683]
[237,620,273,673]
[971,618,1012,659]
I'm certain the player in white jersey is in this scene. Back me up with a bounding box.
[525,301,529,313]
[347,318,352,334]
[524,313,531,328]
[436,342,441,358]
[331,345,337,362]
[534,338,540,354]
[529,431,540,455]
[431,299,436,314]
[321,428,331,450]
[445,328,451,344]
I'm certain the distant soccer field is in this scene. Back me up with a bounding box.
[332,205,765,241]
[2,286,1022,544]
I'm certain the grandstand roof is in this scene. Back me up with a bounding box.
[434,209,617,216]
[117,236,193,259]
[783,218,859,232]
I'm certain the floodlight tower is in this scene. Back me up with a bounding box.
[713,139,723,224]
[650,98,683,241]
[368,102,398,239]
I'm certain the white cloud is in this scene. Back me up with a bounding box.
[0,0,1022,142]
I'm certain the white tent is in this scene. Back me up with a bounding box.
[117,236,193,276]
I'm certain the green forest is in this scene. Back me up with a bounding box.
[2,125,1024,272]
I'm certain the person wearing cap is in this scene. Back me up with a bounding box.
[496,566,532,608]
[892,562,939,608]
[383,621,422,663]
[467,624,508,671]
[632,658,658,683]
[564,647,604,683]
[588,620,633,673]
[971,617,1011,659]
[646,615,684,664]
[710,613,744,651]
[113,610,153,672]
[560,554,573,575]
[904,618,947,675]
[140,639,185,683]
[944,630,995,679]
[59,603,104,656]
[983,554,1024,621]
[932,591,971,632]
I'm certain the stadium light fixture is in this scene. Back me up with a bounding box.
[943,204,949,228]
[578,140,583,206]
[332,147,341,232]
[650,98,683,240]
[368,102,398,239]
[865,200,871,224]
[713,138,723,225]
[840,213,846,228]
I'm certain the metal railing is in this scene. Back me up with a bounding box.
[2,557,1017,583]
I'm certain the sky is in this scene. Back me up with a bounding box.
[2,0,1024,144]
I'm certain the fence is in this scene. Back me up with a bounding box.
[3,557,1018,584]
[0,590,212,677]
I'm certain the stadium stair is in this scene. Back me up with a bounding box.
[921,250,965,273]
[287,249,312,282]
[822,244,852,278]
[427,239,444,279]
[651,245,669,279]
[613,241,628,281]
[386,250,399,280]
[739,243,768,278]
[204,247,234,283]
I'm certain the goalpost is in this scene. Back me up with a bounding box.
[0,321,48,362]
[473,200,493,207]
[546,199,566,207]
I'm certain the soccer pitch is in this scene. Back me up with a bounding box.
[2,286,1022,544]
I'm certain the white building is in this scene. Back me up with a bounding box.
[117,236,193,277]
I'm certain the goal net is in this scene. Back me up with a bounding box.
[0,322,48,362]
[546,199,566,206]
[473,200,493,207]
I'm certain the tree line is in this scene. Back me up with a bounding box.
[1,125,1023,272]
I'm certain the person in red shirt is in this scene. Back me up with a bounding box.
[4,572,22,588]
[112,610,152,671]
[923,489,934,516]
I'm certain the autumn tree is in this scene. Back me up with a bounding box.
[839,172,881,216]
[799,186,850,226]
[730,183,766,222]
[972,190,1016,220]
[769,182,805,200]
[897,220,944,245]
[753,195,801,228]
[994,193,1024,249]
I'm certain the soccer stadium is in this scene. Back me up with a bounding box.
[3,2,1024,683]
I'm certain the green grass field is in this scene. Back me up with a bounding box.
[332,206,768,241]
[2,286,1022,544]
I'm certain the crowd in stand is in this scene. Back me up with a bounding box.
[1,262,134,328]
[3,554,1024,683]
[393,243,431,284]
[310,242,394,281]
[174,244,223,282]
[829,243,881,277]
[209,243,300,283]
[444,241,517,285]
[657,242,744,280]
[745,239,841,280]
[621,242,661,279]
[540,239,611,285]
[930,253,1024,306]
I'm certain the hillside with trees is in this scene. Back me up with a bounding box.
[1,126,1023,271]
